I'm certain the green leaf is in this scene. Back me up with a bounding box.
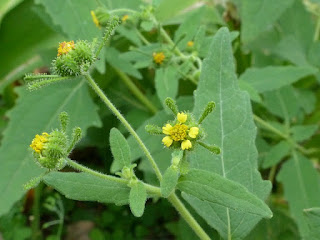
[161,166,179,198]
[187,27,272,239]
[246,207,299,240]
[277,152,320,238]
[241,0,294,43]
[129,181,147,217]
[155,0,198,21]
[0,0,62,93]
[238,79,262,103]
[178,169,272,218]
[0,80,101,216]
[44,172,130,205]
[35,0,105,73]
[291,125,318,142]
[239,66,317,93]
[304,207,320,240]
[105,47,142,79]
[155,66,179,108]
[263,86,300,120]
[109,128,131,173]
[0,0,24,25]
[262,141,291,169]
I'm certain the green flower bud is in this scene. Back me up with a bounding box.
[198,101,215,124]
[30,130,68,170]
[52,40,96,77]
[165,97,179,116]
[198,141,221,154]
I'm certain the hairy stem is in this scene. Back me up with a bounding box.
[168,193,211,240]
[113,67,158,114]
[86,73,163,181]
[67,158,161,195]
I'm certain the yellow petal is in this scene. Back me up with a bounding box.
[162,136,173,147]
[162,124,173,135]
[181,140,192,150]
[177,112,187,123]
[189,127,199,138]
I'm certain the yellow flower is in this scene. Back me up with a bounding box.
[177,112,187,123]
[162,136,173,147]
[162,124,173,135]
[189,127,199,138]
[57,41,75,56]
[153,52,165,64]
[181,140,192,150]
[187,41,194,47]
[91,10,101,28]
[122,15,129,22]
[30,132,49,153]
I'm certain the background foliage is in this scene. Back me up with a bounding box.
[0,0,320,239]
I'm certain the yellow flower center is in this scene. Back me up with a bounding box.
[122,15,129,22]
[57,41,75,56]
[91,11,101,28]
[153,52,165,64]
[30,132,49,153]
[187,41,194,47]
[169,124,188,141]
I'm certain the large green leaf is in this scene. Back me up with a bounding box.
[304,207,320,240]
[35,0,105,73]
[277,152,320,238]
[239,66,317,93]
[0,0,62,93]
[44,172,130,205]
[0,80,101,216]
[185,27,272,239]
[155,0,198,21]
[178,169,272,218]
[241,0,294,43]
[0,0,24,25]
[155,66,179,109]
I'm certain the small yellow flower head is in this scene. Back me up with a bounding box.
[122,15,129,22]
[189,127,199,138]
[161,112,200,150]
[187,41,194,47]
[181,140,192,150]
[30,132,49,153]
[57,41,75,56]
[162,136,173,147]
[153,52,165,64]
[91,10,101,28]
[177,112,187,123]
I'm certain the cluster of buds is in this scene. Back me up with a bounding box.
[145,98,220,154]
[29,112,82,171]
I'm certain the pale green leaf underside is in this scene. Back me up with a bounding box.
[277,152,320,238]
[0,80,101,216]
[187,27,271,239]
[110,128,131,173]
[178,169,272,218]
[129,181,147,217]
[44,172,130,205]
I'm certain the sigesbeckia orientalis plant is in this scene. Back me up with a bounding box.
[23,14,272,240]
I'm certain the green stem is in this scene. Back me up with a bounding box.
[109,8,137,14]
[67,158,161,195]
[134,27,151,45]
[253,114,311,155]
[314,16,320,42]
[168,193,211,240]
[31,183,43,240]
[84,73,163,182]
[113,67,158,114]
